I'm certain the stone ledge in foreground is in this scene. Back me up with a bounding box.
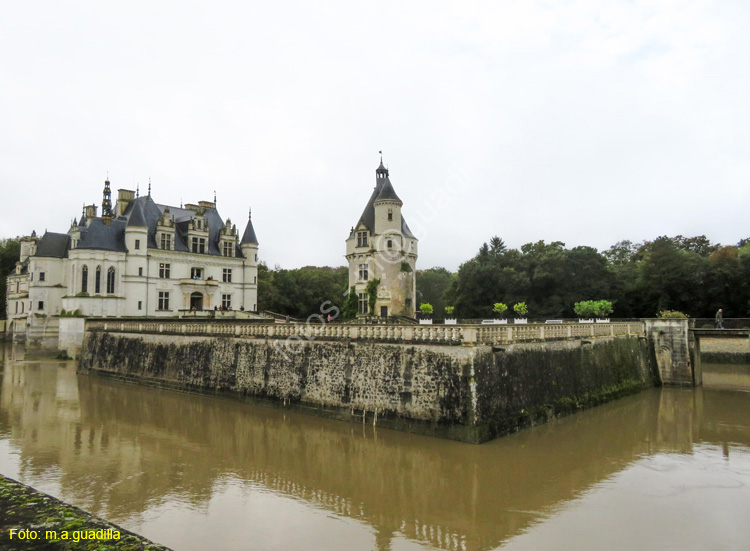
[0,474,173,551]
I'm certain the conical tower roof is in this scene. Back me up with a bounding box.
[241,209,258,245]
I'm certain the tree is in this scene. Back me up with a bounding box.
[341,286,358,319]
[0,239,20,319]
[416,267,453,317]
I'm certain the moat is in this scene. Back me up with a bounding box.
[1,344,749,551]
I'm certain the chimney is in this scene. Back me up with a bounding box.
[117,189,135,216]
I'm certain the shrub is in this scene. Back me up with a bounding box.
[575,300,613,318]
[420,303,434,315]
[657,310,688,319]
[400,262,413,272]
[513,302,528,317]
[492,303,508,316]
[445,306,455,316]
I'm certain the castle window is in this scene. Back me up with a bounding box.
[158,291,170,311]
[39,272,45,282]
[358,293,368,314]
[138,301,142,310]
[388,209,393,221]
[107,267,115,293]
[160,233,172,250]
[21,302,24,313]
[135,239,140,250]
[190,267,203,280]
[358,264,368,281]
[15,302,18,314]
[191,237,206,254]
[81,266,88,293]
[38,301,44,311]
[405,298,412,308]
[222,268,232,283]
[357,232,368,247]
[159,263,171,279]
[221,294,232,309]
[222,242,234,257]
[138,267,143,276]
[95,266,102,293]
[387,240,393,249]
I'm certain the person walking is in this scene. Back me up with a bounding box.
[715,308,724,329]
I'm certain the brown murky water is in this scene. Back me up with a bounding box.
[1,344,749,551]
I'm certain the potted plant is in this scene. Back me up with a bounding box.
[513,302,528,324]
[574,300,595,323]
[492,302,508,324]
[419,303,434,325]
[593,300,613,323]
[445,306,457,325]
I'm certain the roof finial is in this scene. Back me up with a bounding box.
[248,207,252,219]
[180,198,183,208]
[379,150,383,163]
[136,183,139,197]
[148,178,151,197]
[214,190,217,206]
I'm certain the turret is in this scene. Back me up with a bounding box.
[240,208,259,265]
[125,202,148,255]
[102,178,114,225]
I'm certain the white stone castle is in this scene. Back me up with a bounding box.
[6,180,259,332]
[345,160,418,317]
[6,159,418,338]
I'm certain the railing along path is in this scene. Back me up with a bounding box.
[86,320,644,346]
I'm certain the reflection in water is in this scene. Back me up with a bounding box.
[1,345,749,551]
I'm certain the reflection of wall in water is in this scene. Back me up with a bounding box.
[0,355,677,551]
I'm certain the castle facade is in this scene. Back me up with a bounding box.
[6,180,259,329]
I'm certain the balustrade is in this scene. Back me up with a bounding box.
[84,320,644,346]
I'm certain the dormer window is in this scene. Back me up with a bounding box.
[160,233,172,250]
[191,237,206,254]
[357,231,368,247]
[222,241,234,257]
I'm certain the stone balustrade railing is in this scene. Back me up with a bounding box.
[85,320,644,345]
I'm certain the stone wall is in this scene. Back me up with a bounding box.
[78,331,654,443]
[644,319,693,385]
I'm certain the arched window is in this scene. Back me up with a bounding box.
[95,265,102,293]
[81,265,88,293]
[107,267,115,294]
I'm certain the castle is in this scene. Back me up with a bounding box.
[345,160,418,317]
[6,180,259,332]
[6,159,418,338]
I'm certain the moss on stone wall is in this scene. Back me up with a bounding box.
[79,332,654,443]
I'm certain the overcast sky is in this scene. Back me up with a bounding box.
[2,1,749,271]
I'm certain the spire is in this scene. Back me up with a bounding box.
[102,176,114,223]
[376,154,389,179]
[241,207,258,245]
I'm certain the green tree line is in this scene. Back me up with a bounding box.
[422,235,750,319]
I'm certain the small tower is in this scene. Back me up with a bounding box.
[345,159,418,318]
[125,201,148,256]
[102,178,114,225]
[240,208,260,312]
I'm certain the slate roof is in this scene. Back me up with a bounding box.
[374,177,402,203]
[35,232,71,258]
[241,215,259,245]
[68,195,245,258]
[353,166,415,239]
